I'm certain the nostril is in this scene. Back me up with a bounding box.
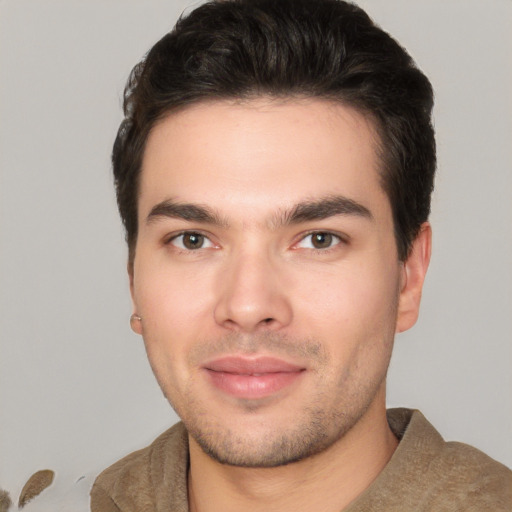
[263,318,274,324]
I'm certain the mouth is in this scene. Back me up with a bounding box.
[203,356,306,399]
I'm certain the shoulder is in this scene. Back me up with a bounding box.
[431,440,512,510]
[90,422,189,512]
[387,408,512,511]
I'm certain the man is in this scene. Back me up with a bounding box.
[90,0,512,510]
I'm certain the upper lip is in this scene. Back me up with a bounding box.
[204,356,305,375]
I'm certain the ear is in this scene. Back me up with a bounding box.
[396,222,432,333]
[128,261,143,335]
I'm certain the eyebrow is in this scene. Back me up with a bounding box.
[146,200,228,227]
[146,195,373,228]
[280,195,373,226]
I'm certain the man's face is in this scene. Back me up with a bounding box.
[131,98,417,467]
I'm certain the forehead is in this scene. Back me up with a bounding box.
[139,98,389,222]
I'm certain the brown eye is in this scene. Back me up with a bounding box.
[311,232,333,249]
[170,232,214,250]
[182,233,205,249]
[295,231,342,251]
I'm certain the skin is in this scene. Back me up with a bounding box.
[129,98,431,512]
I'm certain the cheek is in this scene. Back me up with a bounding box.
[298,262,400,328]
[132,263,215,391]
[292,260,400,373]
[134,257,214,334]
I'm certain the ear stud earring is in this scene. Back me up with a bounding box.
[130,314,142,332]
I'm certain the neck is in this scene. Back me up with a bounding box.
[188,389,398,512]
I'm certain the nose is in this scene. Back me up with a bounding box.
[213,248,293,333]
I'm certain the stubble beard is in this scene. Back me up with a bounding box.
[160,331,393,468]
[186,387,380,468]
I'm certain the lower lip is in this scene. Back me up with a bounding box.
[205,369,304,399]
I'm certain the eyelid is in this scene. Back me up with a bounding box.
[292,230,349,250]
[164,230,218,250]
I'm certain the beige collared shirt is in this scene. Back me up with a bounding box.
[91,409,512,511]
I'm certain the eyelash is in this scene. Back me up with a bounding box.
[293,231,347,252]
[165,231,216,251]
[164,230,347,253]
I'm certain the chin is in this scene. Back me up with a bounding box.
[184,403,363,468]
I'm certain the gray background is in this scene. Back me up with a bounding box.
[1,0,511,495]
